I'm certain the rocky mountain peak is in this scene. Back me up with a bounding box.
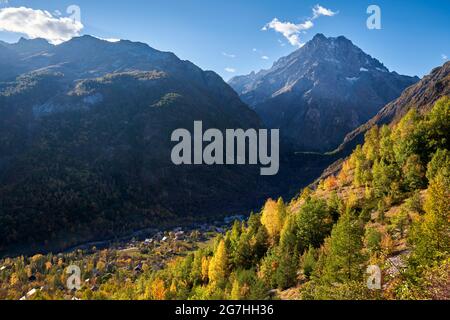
[229,34,419,152]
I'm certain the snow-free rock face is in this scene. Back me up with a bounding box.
[229,34,419,152]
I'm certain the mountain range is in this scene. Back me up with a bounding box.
[0,36,268,253]
[229,34,419,152]
[0,34,433,255]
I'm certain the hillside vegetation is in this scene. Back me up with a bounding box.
[1,97,448,300]
[0,37,267,254]
[0,36,340,255]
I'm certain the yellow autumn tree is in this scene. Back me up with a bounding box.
[9,273,19,286]
[169,279,177,295]
[412,171,450,261]
[230,279,241,300]
[277,198,288,223]
[362,126,380,161]
[338,160,352,186]
[208,240,229,287]
[149,278,167,300]
[201,256,210,283]
[261,199,283,244]
[423,173,449,249]
[324,176,338,191]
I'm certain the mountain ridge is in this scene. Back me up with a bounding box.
[0,35,270,254]
[336,61,450,154]
[229,34,419,152]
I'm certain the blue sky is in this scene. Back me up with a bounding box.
[0,0,449,80]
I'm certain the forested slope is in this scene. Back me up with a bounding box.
[2,97,447,300]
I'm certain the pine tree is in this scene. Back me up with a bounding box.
[327,191,343,222]
[251,225,269,263]
[234,231,252,269]
[247,212,262,236]
[372,160,399,198]
[230,221,241,251]
[296,197,333,252]
[279,214,298,254]
[427,149,450,182]
[258,248,279,288]
[277,198,288,224]
[402,154,426,191]
[323,207,366,283]
[275,249,299,290]
[301,246,317,279]
[230,270,268,300]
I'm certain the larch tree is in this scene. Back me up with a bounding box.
[261,199,283,245]
[411,170,450,264]
[148,278,166,300]
[208,240,229,287]
[427,149,450,182]
[322,206,366,283]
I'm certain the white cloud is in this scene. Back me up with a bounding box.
[252,48,269,59]
[0,6,83,44]
[262,4,337,47]
[262,18,313,46]
[312,5,337,19]
[222,52,236,58]
[442,54,448,61]
[225,67,236,73]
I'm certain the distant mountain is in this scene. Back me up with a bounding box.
[0,37,54,80]
[0,36,267,254]
[337,61,450,154]
[229,34,419,152]
[0,43,20,81]
[2,37,53,56]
